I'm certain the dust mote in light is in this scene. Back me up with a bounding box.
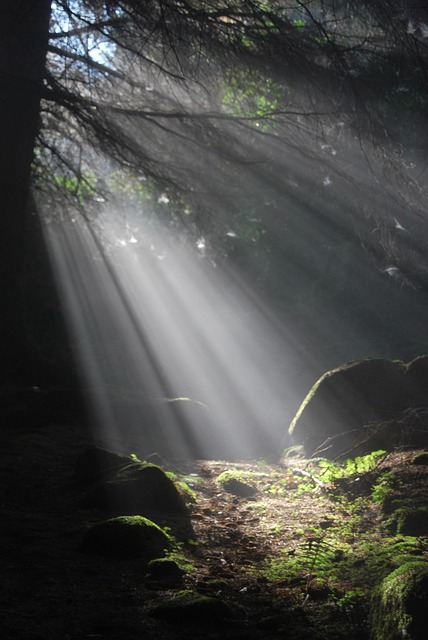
[46,208,298,460]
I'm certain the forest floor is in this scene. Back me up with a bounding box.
[1,415,427,640]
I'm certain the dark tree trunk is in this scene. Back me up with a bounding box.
[0,1,52,383]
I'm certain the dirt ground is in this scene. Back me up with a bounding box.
[1,412,427,640]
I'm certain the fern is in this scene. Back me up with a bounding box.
[303,536,336,587]
[316,450,386,482]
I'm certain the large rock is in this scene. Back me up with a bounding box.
[405,355,428,407]
[289,356,428,458]
[75,446,131,485]
[389,506,428,536]
[80,515,172,559]
[78,447,188,520]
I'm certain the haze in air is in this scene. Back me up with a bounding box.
[24,1,428,458]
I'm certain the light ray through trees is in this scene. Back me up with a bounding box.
[34,1,428,461]
[44,206,300,460]
[39,101,428,461]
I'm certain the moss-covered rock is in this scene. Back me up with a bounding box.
[216,470,257,497]
[289,357,428,459]
[145,558,185,585]
[390,506,428,536]
[405,355,428,408]
[370,560,428,640]
[79,449,188,518]
[80,515,172,559]
[411,452,428,466]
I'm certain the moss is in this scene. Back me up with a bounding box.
[370,561,428,640]
[165,471,198,504]
[260,533,423,594]
[165,550,195,573]
[80,515,172,559]
[216,469,248,484]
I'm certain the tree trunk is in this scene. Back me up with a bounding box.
[0,1,52,383]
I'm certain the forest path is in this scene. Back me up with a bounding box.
[0,416,427,640]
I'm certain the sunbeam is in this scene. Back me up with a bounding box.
[44,206,300,460]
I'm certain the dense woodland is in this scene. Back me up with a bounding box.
[2,1,428,389]
[1,3,428,640]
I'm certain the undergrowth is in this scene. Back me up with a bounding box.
[130,447,427,634]
[255,450,425,599]
[315,450,387,482]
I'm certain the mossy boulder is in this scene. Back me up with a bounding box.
[405,355,428,408]
[370,561,428,640]
[289,357,428,458]
[78,447,188,518]
[411,452,428,465]
[389,506,428,536]
[216,470,257,497]
[80,515,172,559]
[145,558,185,585]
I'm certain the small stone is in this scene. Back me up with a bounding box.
[146,558,185,584]
[216,471,258,497]
[220,478,258,498]
[411,452,428,466]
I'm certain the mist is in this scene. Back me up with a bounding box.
[37,14,428,461]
